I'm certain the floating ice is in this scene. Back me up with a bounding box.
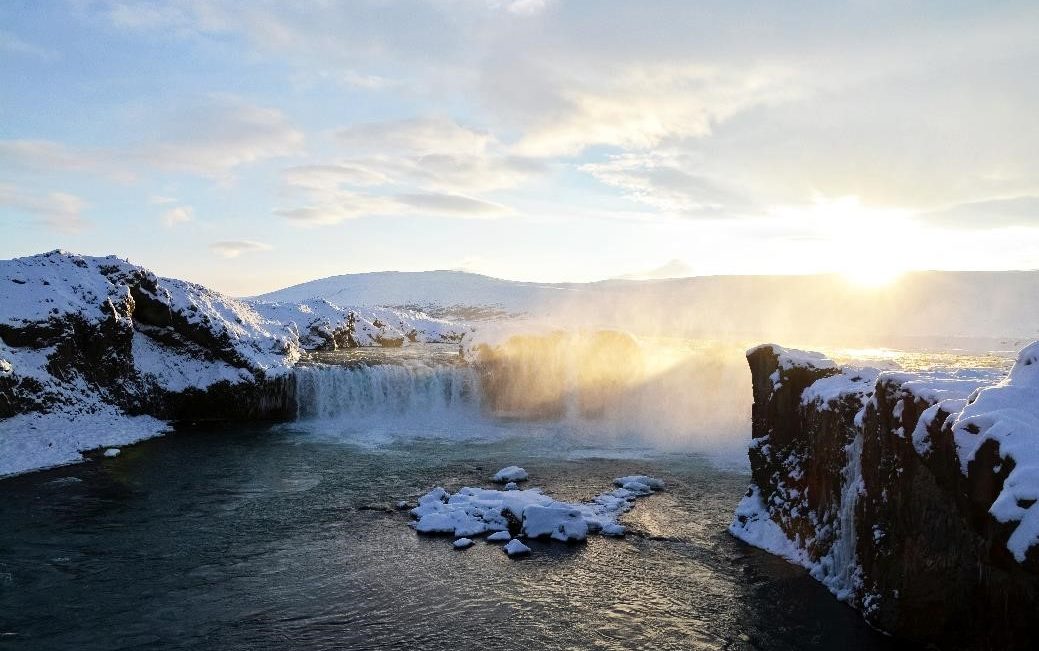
[493,466,529,483]
[408,473,665,555]
[103,448,121,458]
[503,539,531,556]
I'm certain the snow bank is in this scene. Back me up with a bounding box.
[0,408,169,477]
[950,341,1039,561]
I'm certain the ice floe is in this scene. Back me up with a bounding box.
[409,469,665,555]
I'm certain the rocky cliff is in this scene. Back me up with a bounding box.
[731,343,1039,648]
[0,250,466,476]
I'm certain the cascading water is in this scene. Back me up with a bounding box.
[294,361,483,421]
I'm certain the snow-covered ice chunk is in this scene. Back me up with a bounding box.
[504,481,519,491]
[522,504,589,542]
[613,475,665,491]
[453,538,474,549]
[503,539,531,556]
[408,473,665,552]
[493,466,529,483]
[103,448,121,458]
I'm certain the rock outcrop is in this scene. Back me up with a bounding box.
[0,250,466,476]
[731,343,1039,649]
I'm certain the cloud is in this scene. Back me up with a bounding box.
[0,139,133,181]
[511,64,800,157]
[161,206,194,227]
[0,184,86,232]
[919,196,1039,230]
[281,164,388,190]
[581,152,754,216]
[276,117,537,224]
[209,240,273,258]
[136,96,304,175]
[336,117,491,157]
[0,98,303,184]
[395,192,508,215]
[274,190,506,225]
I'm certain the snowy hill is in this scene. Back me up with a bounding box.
[256,270,578,319]
[257,269,1039,344]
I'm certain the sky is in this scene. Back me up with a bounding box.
[2,1,1039,296]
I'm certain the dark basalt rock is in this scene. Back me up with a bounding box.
[741,345,1039,649]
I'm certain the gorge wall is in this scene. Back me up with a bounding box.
[731,343,1039,649]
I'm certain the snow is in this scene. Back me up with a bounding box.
[409,471,665,553]
[749,344,837,372]
[503,539,531,556]
[453,538,474,549]
[729,486,814,568]
[0,408,169,477]
[492,465,528,483]
[522,504,589,542]
[248,299,466,349]
[613,475,666,492]
[801,368,880,407]
[486,531,511,542]
[949,340,1039,561]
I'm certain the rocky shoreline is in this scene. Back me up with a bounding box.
[732,343,1039,648]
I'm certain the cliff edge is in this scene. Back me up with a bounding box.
[731,343,1039,648]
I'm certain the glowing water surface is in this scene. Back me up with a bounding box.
[0,341,1009,650]
[0,428,896,650]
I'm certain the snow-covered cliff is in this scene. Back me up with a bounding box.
[0,250,465,477]
[732,343,1039,648]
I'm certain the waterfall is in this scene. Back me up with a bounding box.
[293,361,482,421]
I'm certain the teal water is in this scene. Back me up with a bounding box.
[0,423,895,650]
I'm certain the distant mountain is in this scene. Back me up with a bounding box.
[255,269,1039,346]
[255,270,578,319]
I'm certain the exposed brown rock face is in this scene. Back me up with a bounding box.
[739,345,1039,649]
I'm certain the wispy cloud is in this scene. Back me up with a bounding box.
[0,184,86,232]
[161,205,194,227]
[209,240,273,258]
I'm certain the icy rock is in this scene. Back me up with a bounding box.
[486,531,512,542]
[503,539,531,557]
[522,504,589,542]
[453,538,474,549]
[103,448,121,458]
[493,466,529,483]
